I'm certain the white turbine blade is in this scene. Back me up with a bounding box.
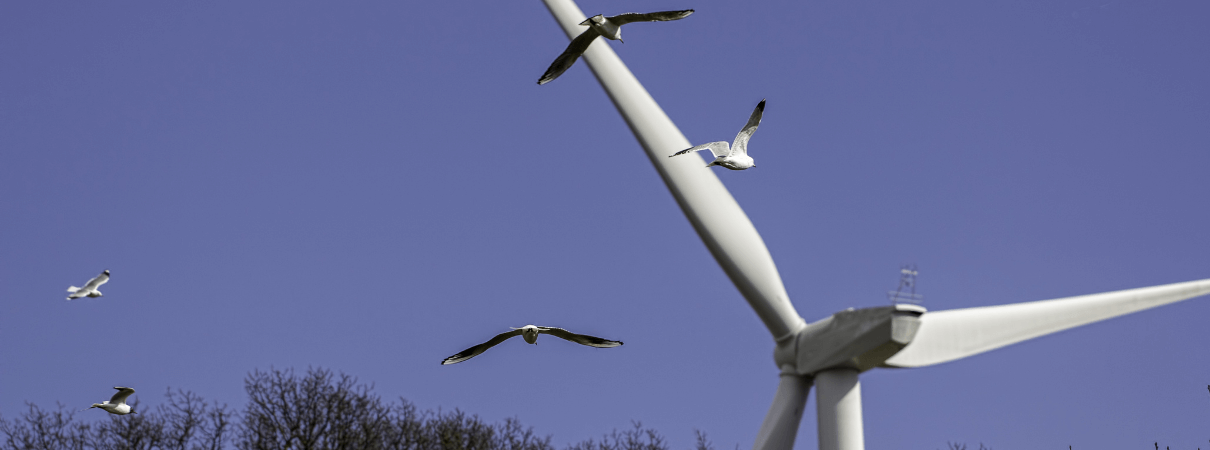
[884,278,1210,368]
[752,374,812,450]
[540,0,805,341]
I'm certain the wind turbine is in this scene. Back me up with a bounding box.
[537,1,1210,449]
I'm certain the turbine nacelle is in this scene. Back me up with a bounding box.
[775,304,925,376]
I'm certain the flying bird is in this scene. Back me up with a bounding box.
[441,325,623,365]
[669,99,766,170]
[67,269,110,300]
[538,9,694,85]
[82,387,136,415]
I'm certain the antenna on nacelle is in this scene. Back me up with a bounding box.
[887,264,923,305]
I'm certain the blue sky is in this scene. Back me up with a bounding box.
[2,0,1208,449]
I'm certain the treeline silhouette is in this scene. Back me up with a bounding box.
[0,367,713,450]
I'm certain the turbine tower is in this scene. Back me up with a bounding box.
[538,1,1210,449]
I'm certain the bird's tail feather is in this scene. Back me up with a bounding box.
[67,286,80,293]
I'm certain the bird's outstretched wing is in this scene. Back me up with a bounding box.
[109,387,135,405]
[83,271,110,291]
[539,28,601,85]
[670,141,730,158]
[441,329,524,365]
[608,10,695,26]
[539,327,623,348]
[731,99,765,156]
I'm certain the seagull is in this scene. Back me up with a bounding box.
[67,269,109,300]
[538,9,694,85]
[669,99,766,170]
[82,387,136,415]
[441,325,623,365]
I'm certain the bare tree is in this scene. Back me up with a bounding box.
[236,367,399,450]
[1,367,707,450]
[0,403,89,450]
[691,429,713,450]
[159,389,232,450]
[234,367,556,450]
[0,390,232,450]
[944,443,991,450]
[564,422,668,450]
